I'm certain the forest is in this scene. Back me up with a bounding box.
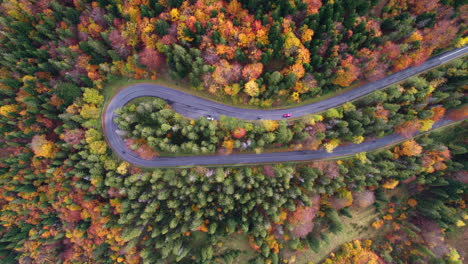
[0,0,466,263]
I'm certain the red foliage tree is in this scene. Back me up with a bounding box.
[303,0,322,15]
[232,127,246,139]
[262,165,275,178]
[310,161,339,179]
[63,129,85,145]
[109,29,131,58]
[423,20,458,49]
[202,48,221,64]
[138,47,165,71]
[381,41,401,61]
[288,195,320,238]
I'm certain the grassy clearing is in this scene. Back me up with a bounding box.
[294,206,381,264]
[186,232,257,263]
[217,233,257,263]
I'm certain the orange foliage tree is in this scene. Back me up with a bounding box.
[288,195,320,238]
[332,55,360,87]
[395,120,422,138]
[304,0,322,15]
[431,106,446,122]
[394,140,423,157]
[242,63,263,81]
[232,127,246,139]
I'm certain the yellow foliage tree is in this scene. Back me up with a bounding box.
[407,30,423,43]
[289,92,301,102]
[31,135,56,158]
[224,83,241,96]
[244,80,259,97]
[455,36,468,47]
[117,162,129,175]
[301,26,314,42]
[342,102,356,111]
[0,104,18,118]
[419,119,434,131]
[352,136,364,144]
[296,47,311,64]
[89,141,107,155]
[261,120,279,132]
[284,32,301,57]
[394,140,423,157]
[355,152,369,164]
[324,139,341,153]
[382,179,399,189]
[322,240,383,264]
[83,88,104,106]
[170,8,180,21]
[85,128,102,143]
[222,139,234,151]
[80,104,100,119]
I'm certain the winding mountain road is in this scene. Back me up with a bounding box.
[103,46,467,167]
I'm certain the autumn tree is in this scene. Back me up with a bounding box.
[288,195,320,238]
[244,80,260,97]
[31,135,56,158]
[242,63,263,81]
[138,47,165,72]
[332,55,361,87]
[395,120,422,138]
[394,140,423,157]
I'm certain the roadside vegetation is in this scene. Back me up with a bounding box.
[114,60,466,158]
[0,0,466,263]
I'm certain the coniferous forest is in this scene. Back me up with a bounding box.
[0,0,466,263]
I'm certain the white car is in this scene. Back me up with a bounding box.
[206,115,214,121]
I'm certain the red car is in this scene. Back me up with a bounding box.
[282,113,292,118]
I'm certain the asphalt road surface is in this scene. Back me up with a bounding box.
[103,46,467,167]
